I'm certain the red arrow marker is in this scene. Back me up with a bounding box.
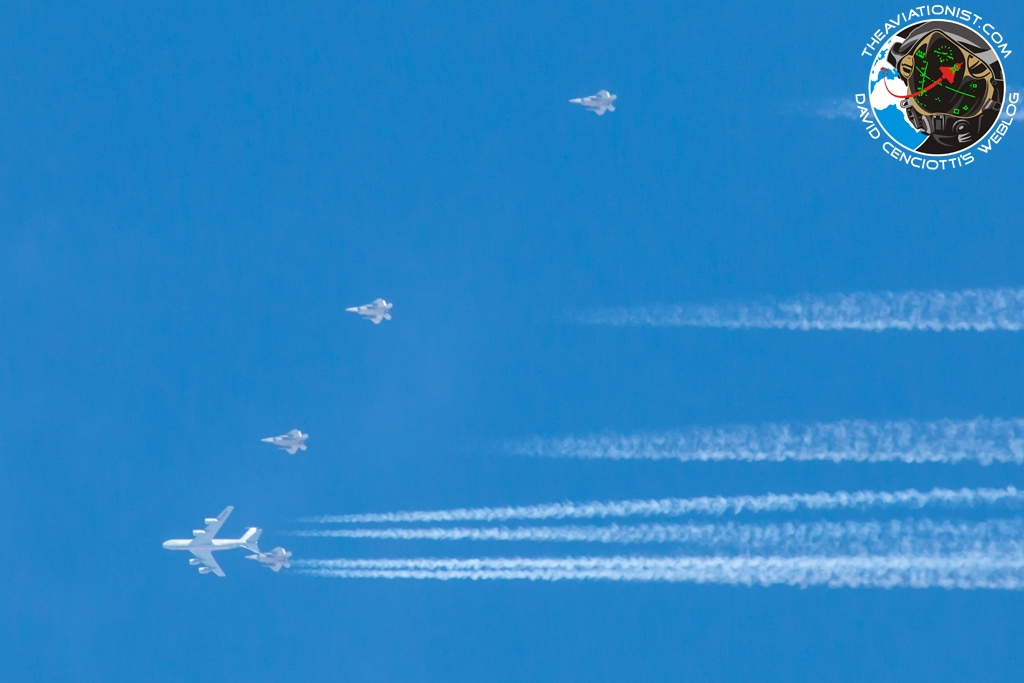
[884,62,962,99]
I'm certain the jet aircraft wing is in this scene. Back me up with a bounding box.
[189,549,226,577]
[191,506,233,543]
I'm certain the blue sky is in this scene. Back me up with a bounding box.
[3,2,1024,681]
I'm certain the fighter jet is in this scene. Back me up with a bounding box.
[346,298,393,324]
[570,90,617,115]
[246,546,293,572]
[261,429,308,455]
[162,506,261,577]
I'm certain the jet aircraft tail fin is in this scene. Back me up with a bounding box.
[242,527,262,552]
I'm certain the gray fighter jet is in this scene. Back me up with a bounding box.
[162,506,262,577]
[346,298,393,324]
[570,90,617,115]
[261,429,308,454]
[246,546,293,572]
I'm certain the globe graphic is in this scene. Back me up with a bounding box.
[869,33,934,152]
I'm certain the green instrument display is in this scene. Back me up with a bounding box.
[898,31,992,117]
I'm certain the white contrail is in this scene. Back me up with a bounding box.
[295,554,1024,589]
[508,418,1024,464]
[577,287,1024,331]
[300,486,1023,524]
[293,519,1024,556]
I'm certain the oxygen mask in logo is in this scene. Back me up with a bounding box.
[887,27,1003,152]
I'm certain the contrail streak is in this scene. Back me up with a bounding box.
[293,519,1024,556]
[300,486,1022,524]
[577,287,1024,331]
[295,554,1024,589]
[508,418,1024,464]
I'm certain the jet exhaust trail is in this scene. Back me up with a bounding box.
[508,418,1024,464]
[293,519,1024,556]
[295,554,1024,589]
[577,287,1024,331]
[300,486,1023,524]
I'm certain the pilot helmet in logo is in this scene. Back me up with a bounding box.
[870,20,1005,155]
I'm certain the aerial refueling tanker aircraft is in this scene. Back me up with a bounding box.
[163,506,261,577]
